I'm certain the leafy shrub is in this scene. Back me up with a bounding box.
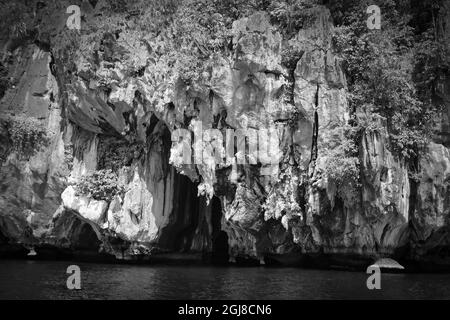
[98,137,143,172]
[331,0,443,159]
[281,45,303,71]
[5,115,49,158]
[322,126,360,203]
[263,166,302,222]
[169,0,233,86]
[267,0,316,38]
[75,169,124,202]
[323,154,360,203]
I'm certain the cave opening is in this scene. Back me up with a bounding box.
[211,196,229,264]
[169,172,203,252]
[145,117,230,263]
[70,220,101,253]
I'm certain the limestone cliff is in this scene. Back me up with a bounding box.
[0,0,449,270]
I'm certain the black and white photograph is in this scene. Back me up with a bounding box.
[0,0,449,306]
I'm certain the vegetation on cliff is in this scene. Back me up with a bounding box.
[3,114,49,158]
[331,0,449,160]
[75,169,124,201]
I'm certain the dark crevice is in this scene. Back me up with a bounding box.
[158,172,205,252]
[408,156,420,247]
[285,50,304,106]
[71,222,101,252]
[211,196,229,264]
[310,84,320,176]
[0,226,8,244]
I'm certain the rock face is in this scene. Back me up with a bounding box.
[0,0,449,269]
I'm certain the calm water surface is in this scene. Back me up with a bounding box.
[0,259,449,299]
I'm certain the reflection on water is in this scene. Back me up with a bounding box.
[0,259,449,299]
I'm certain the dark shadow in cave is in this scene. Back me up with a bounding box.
[0,225,28,259]
[168,171,204,252]
[146,118,230,262]
[70,219,101,252]
[145,117,206,253]
[211,196,229,265]
[0,227,7,244]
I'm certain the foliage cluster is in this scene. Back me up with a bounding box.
[98,137,143,172]
[267,0,318,38]
[75,169,124,202]
[331,0,447,159]
[263,166,302,222]
[322,126,361,203]
[5,114,49,158]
